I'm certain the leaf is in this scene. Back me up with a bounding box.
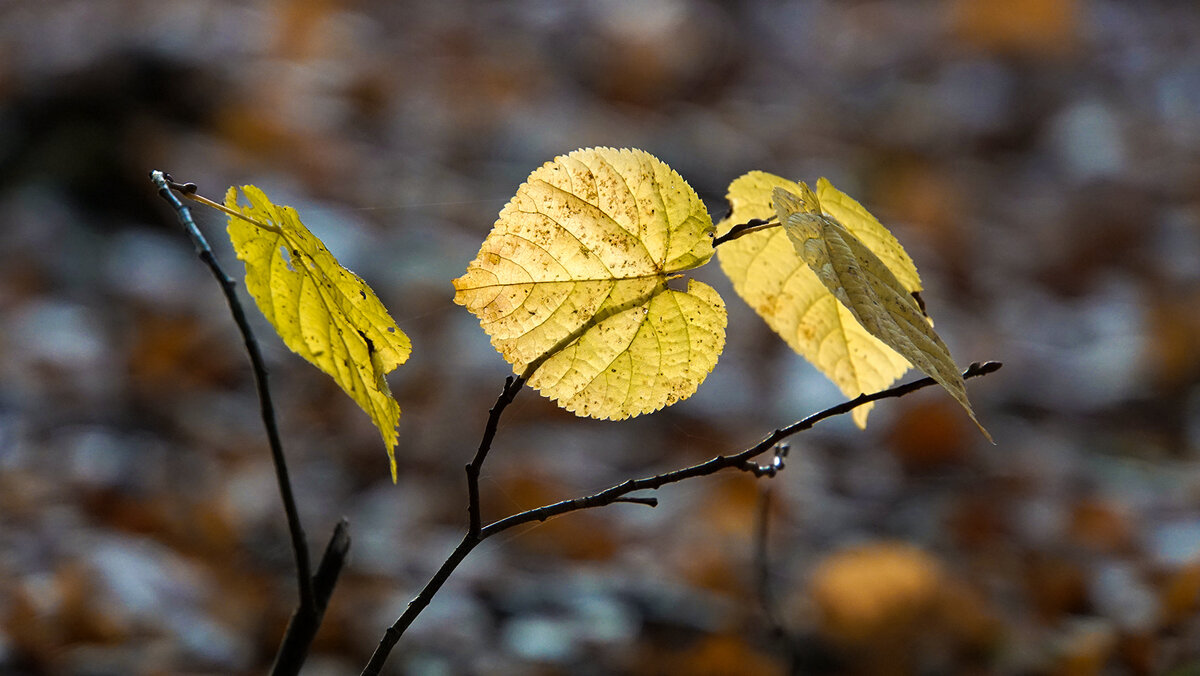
[716,171,917,427]
[225,186,412,480]
[453,147,725,419]
[774,182,991,442]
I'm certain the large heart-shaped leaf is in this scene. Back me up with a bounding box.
[454,147,725,419]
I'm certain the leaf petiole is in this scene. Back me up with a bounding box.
[712,217,779,247]
[163,175,283,235]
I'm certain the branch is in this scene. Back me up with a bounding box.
[753,486,782,630]
[150,171,329,673]
[363,373,524,676]
[712,217,778,247]
[361,361,1001,674]
[466,375,525,536]
[751,485,804,672]
[481,361,1001,535]
[270,519,351,675]
[362,533,481,676]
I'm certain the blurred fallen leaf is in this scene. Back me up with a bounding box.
[809,541,942,646]
[636,632,783,676]
[1159,562,1200,627]
[951,0,1079,56]
[1067,499,1133,554]
[485,472,619,561]
[886,396,973,469]
[1026,553,1089,622]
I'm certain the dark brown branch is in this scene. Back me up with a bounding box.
[753,485,781,629]
[362,361,1001,675]
[150,171,329,674]
[712,217,778,247]
[150,170,314,606]
[480,361,1001,536]
[270,519,351,674]
[612,496,659,507]
[362,532,482,676]
[464,284,668,535]
[364,374,525,676]
[753,486,797,669]
[466,375,526,536]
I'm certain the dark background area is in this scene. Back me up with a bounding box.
[3,0,1200,673]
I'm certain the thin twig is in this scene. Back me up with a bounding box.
[612,496,659,507]
[361,361,1001,674]
[466,375,526,536]
[754,485,781,629]
[752,486,800,671]
[362,532,481,676]
[363,373,525,676]
[754,487,789,640]
[150,171,322,672]
[482,361,1001,535]
[712,217,779,247]
[164,175,283,234]
[270,519,351,675]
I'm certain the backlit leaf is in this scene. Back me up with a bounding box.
[224,186,412,480]
[716,171,917,427]
[774,183,991,441]
[454,147,725,419]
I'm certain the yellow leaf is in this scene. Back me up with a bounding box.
[225,186,412,480]
[716,172,916,427]
[454,147,725,419]
[774,183,991,442]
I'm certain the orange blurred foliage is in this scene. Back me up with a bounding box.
[951,0,1080,57]
[483,472,620,561]
[634,632,784,676]
[810,542,943,644]
[886,396,974,469]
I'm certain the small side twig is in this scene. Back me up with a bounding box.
[740,442,790,477]
[270,519,351,675]
[612,496,659,507]
[753,485,798,668]
[151,171,342,675]
[754,485,784,632]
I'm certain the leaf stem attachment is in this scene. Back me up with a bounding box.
[712,216,779,247]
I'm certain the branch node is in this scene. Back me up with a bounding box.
[612,496,658,508]
[740,441,791,477]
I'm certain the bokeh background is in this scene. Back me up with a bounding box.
[3,0,1200,673]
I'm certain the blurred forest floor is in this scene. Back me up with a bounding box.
[2,0,1200,674]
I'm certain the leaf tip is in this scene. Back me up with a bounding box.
[976,421,996,445]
